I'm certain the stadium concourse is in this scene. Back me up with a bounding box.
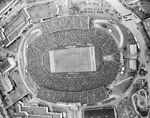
[25,15,121,104]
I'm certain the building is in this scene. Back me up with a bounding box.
[127,44,138,70]
[139,1,150,15]
[131,6,146,21]
[129,59,137,70]
[129,44,138,59]
[14,102,63,118]
[1,8,29,47]
[84,107,116,118]
[0,75,13,93]
[0,57,16,74]
[0,0,26,26]
[143,17,150,38]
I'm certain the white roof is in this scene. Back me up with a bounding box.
[129,60,137,70]
[4,57,16,73]
[129,44,137,55]
[0,76,13,92]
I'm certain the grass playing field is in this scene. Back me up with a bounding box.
[49,46,96,73]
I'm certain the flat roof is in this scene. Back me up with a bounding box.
[0,59,11,73]
[3,9,28,36]
[49,47,96,73]
[143,17,150,38]
[84,108,116,118]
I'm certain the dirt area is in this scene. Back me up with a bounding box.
[5,36,22,53]
[111,78,133,96]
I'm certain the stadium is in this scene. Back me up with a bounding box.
[25,15,121,104]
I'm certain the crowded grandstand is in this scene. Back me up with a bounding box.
[26,15,121,104]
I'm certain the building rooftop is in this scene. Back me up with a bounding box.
[0,75,13,93]
[0,57,15,73]
[143,17,150,38]
[84,107,116,118]
[14,102,63,118]
[0,59,11,73]
[2,8,29,46]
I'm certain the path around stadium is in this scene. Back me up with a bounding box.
[16,24,42,97]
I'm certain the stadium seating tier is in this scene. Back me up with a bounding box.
[26,15,120,104]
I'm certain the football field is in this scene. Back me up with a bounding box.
[49,47,96,73]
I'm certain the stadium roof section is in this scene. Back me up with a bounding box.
[129,44,138,59]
